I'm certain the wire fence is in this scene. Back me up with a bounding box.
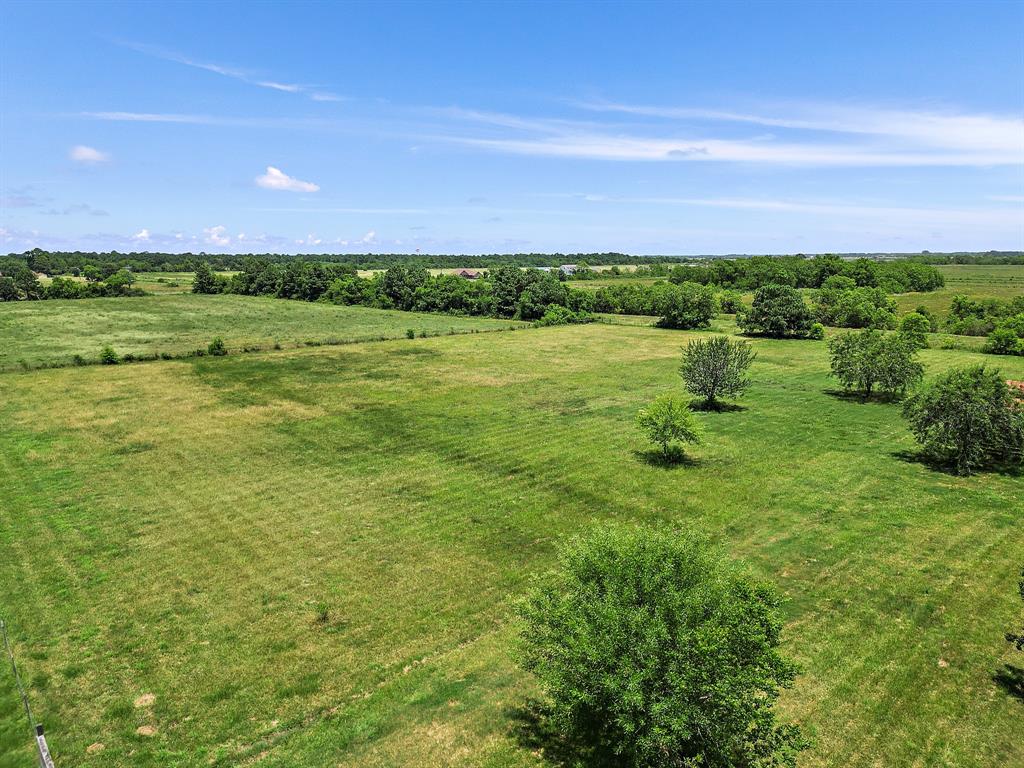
[1,619,55,767]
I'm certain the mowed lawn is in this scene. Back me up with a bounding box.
[0,323,1022,767]
[0,294,526,369]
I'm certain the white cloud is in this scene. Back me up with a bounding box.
[359,230,377,244]
[132,228,151,241]
[203,225,231,246]
[255,166,320,193]
[70,145,110,164]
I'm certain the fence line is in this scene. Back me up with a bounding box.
[1,619,54,767]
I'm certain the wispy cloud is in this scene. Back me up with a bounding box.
[121,41,343,103]
[255,166,320,193]
[79,111,339,130]
[69,145,111,164]
[437,101,1024,167]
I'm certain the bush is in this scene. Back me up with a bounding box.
[192,262,225,294]
[516,525,805,768]
[915,305,940,332]
[902,364,1024,474]
[808,322,825,340]
[815,279,897,329]
[679,336,756,408]
[99,345,120,365]
[207,337,227,356]
[655,282,718,330]
[738,284,813,338]
[898,312,931,349]
[406,328,416,339]
[534,305,593,327]
[828,329,923,400]
[717,289,746,314]
[983,327,1023,356]
[635,393,702,460]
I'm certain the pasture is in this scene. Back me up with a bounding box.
[0,295,526,370]
[1,310,1022,767]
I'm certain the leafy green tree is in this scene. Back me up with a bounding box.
[902,364,1024,474]
[516,525,805,768]
[655,281,718,329]
[915,305,940,332]
[679,336,756,409]
[828,329,923,400]
[738,283,813,338]
[898,312,931,349]
[99,345,121,365]
[192,262,223,294]
[635,393,702,460]
[0,276,19,301]
[717,289,746,314]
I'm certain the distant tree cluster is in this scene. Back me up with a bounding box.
[666,255,944,293]
[0,264,142,302]
[940,295,1024,355]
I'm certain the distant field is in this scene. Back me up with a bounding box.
[894,264,1023,319]
[0,294,527,369]
[1,323,1022,767]
[132,272,200,294]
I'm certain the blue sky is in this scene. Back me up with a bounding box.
[1,0,1022,255]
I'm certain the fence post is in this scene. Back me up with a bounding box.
[36,725,55,768]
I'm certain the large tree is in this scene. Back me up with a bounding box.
[902,364,1024,474]
[679,336,756,409]
[738,283,813,338]
[828,329,923,400]
[516,525,806,768]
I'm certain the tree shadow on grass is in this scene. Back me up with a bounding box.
[994,664,1024,702]
[633,448,701,469]
[822,388,901,405]
[688,400,747,413]
[890,449,1023,478]
[507,699,617,768]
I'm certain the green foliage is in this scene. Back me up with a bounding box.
[815,278,897,329]
[207,337,227,356]
[983,327,1023,356]
[635,393,702,459]
[99,345,120,365]
[655,282,718,329]
[738,284,813,338]
[915,305,940,332]
[679,336,756,407]
[534,305,593,327]
[902,364,1024,474]
[192,262,225,294]
[898,312,931,349]
[717,289,747,314]
[828,330,924,400]
[516,525,805,768]
[946,294,1024,336]
[808,322,825,340]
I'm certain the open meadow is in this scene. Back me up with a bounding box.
[1,299,1022,767]
[0,295,527,370]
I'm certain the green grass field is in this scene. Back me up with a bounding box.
[0,295,527,369]
[1,308,1022,766]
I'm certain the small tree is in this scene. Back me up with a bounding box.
[738,284,813,338]
[192,262,223,294]
[902,364,1024,474]
[635,393,702,461]
[828,329,923,400]
[99,345,120,365]
[679,336,756,409]
[516,525,805,768]
[207,337,227,356]
[898,312,931,350]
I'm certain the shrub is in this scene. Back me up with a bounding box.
[815,280,897,329]
[902,364,1024,474]
[192,262,225,294]
[898,312,931,349]
[679,336,756,408]
[915,305,940,332]
[534,305,593,327]
[808,322,825,340]
[828,329,923,400]
[99,345,120,365]
[516,525,805,768]
[406,328,416,339]
[983,327,1023,356]
[635,393,702,460]
[207,337,227,356]
[737,284,813,338]
[717,289,746,314]
[655,282,718,330]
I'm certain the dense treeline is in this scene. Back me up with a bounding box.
[664,255,944,293]
[196,259,720,328]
